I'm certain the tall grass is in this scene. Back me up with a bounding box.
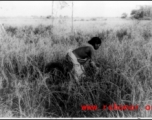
[0,21,152,118]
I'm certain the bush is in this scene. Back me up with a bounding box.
[121,13,128,19]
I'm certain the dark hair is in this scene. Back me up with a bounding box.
[88,37,102,46]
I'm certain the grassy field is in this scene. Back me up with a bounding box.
[0,17,152,118]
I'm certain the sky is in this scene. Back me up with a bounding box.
[0,1,152,17]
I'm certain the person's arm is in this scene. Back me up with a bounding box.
[89,47,99,71]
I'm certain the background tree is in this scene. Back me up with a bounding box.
[58,1,74,34]
[52,1,54,27]
[72,1,74,34]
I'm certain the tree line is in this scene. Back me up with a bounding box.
[131,5,152,20]
[122,5,152,20]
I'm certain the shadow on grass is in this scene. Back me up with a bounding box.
[0,55,133,117]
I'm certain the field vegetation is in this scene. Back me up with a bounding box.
[0,17,152,118]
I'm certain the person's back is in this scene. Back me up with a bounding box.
[72,45,93,65]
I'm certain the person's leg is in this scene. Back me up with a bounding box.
[67,51,83,83]
[80,65,86,78]
[66,50,86,93]
[66,51,80,92]
[68,74,74,93]
[72,64,82,85]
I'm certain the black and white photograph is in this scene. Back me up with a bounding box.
[0,1,152,118]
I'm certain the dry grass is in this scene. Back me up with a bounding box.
[0,17,152,118]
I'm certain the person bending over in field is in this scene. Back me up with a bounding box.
[66,37,102,88]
